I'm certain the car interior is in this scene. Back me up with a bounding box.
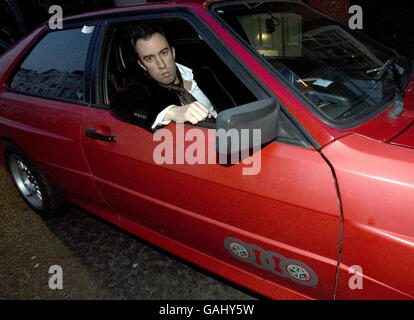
[100,17,303,145]
[102,18,259,127]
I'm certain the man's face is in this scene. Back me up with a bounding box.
[135,32,177,85]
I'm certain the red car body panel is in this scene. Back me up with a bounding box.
[0,91,110,208]
[82,108,340,299]
[0,1,414,299]
[390,122,414,149]
[323,134,414,299]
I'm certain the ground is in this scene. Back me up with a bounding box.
[0,167,258,300]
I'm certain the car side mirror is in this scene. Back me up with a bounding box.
[215,98,279,162]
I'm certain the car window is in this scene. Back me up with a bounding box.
[98,16,306,145]
[102,18,257,111]
[9,27,93,103]
[213,2,413,126]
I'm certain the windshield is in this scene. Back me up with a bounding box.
[213,1,413,124]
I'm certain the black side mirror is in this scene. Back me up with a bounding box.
[215,98,279,163]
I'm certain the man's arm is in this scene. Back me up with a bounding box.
[163,101,210,124]
[110,80,183,132]
[110,81,210,131]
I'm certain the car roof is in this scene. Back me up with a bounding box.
[63,0,215,23]
[62,0,303,23]
[57,0,305,25]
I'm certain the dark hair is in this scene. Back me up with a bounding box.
[130,23,168,51]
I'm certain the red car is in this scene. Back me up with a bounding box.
[0,0,413,300]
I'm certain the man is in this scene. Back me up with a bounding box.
[110,24,217,131]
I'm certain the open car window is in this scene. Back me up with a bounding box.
[98,15,308,145]
[101,18,257,113]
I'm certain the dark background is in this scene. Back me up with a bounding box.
[1,0,413,60]
[350,0,414,60]
[304,0,414,60]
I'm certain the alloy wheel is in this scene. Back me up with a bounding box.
[8,154,43,209]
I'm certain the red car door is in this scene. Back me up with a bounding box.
[82,109,340,299]
[81,19,342,300]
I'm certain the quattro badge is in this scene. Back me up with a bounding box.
[224,237,318,287]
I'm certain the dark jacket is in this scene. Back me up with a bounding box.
[109,65,236,132]
[109,74,181,132]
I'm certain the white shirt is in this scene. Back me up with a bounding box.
[151,63,216,129]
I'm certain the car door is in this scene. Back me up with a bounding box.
[1,24,111,220]
[81,13,341,299]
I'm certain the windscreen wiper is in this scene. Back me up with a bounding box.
[366,59,404,93]
[366,58,405,118]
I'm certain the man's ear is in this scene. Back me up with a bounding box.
[137,58,147,71]
[172,46,176,60]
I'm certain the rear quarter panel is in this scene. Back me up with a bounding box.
[0,24,109,210]
[0,26,45,169]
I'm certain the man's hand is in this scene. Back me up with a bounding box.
[164,101,210,124]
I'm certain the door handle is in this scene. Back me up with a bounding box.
[85,128,117,142]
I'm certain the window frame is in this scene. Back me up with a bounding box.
[207,0,402,131]
[88,8,315,148]
[5,21,99,106]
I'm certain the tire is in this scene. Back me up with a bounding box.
[5,145,69,217]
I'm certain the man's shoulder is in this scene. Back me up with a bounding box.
[109,72,180,110]
[124,72,158,89]
[117,73,171,99]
